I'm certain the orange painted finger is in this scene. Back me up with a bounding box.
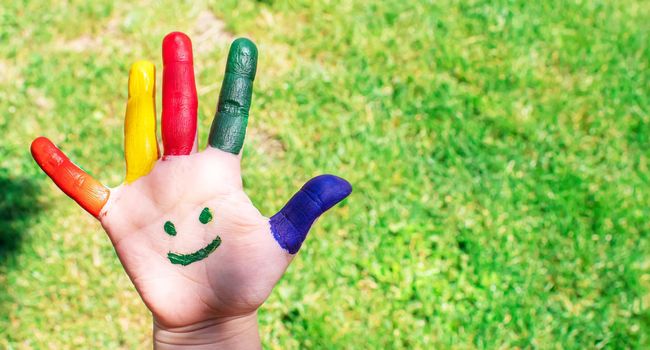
[31,137,110,217]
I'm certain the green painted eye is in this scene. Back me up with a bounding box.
[199,207,213,224]
[164,221,176,236]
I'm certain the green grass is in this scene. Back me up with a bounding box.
[1,0,649,348]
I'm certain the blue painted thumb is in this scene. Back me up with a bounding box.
[269,174,352,254]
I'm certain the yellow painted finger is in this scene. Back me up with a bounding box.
[124,60,159,183]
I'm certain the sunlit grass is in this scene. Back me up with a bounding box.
[1,0,649,348]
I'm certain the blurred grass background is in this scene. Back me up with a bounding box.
[1,0,649,348]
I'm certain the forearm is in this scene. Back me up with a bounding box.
[153,312,261,350]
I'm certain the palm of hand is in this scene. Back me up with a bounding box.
[30,32,351,330]
[103,149,288,328]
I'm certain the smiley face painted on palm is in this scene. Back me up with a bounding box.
[163,207,221,266]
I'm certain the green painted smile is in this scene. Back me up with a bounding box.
[164,207,221,266]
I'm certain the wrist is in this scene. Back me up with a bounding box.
[153,312,260,350]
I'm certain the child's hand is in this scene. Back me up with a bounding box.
[30,32,351,348]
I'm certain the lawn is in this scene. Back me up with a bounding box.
[1,0,649,348]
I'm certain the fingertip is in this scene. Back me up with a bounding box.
[302,174,352,212]
[231,37,258,54]
[31,137,61,166]
[128,60,155,97]
[162,32,194,63]
[226,37,258,80]
[31,136,50,155]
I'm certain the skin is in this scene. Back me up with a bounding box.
[101,147,289,326]
[30,32,351,349]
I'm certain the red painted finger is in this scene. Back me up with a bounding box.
[31,137,109,217]
[161,32,198,156]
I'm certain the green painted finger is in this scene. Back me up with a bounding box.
[208,38,258,154]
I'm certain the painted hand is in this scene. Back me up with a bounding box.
[30,33,351,332]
